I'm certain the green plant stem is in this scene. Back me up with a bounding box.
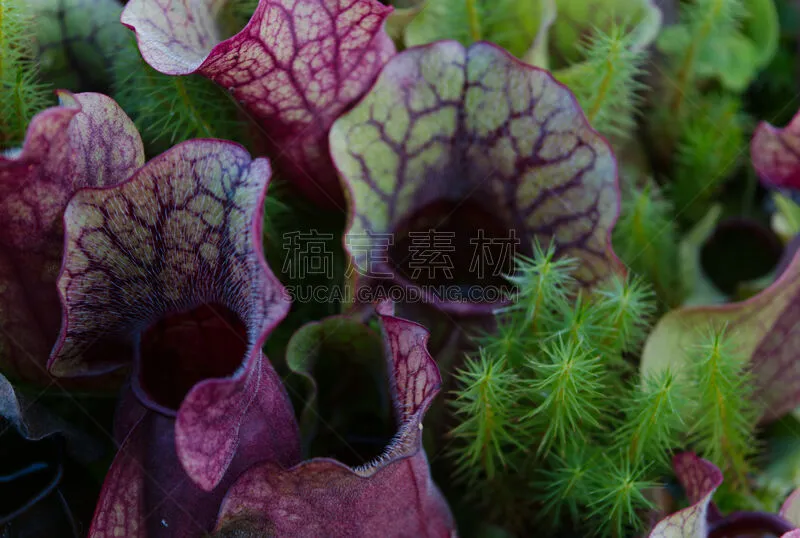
[465,0,481,41]
[587,57,615,124]
[0,1,6,83]
[670,0,723,115]
[174,76,213,137]
[631,194,665,297]
[530,278,544,332]
[627,389,664,463]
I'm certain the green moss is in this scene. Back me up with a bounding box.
[111,36,252,157]
[0,0,52,149]
[448,245,760,535]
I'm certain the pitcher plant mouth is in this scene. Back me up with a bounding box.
[707,512,795,538]
[45,139,290,492]
[284,314,396,466]
[213,302,455,537]
[699,217,783,296]
[134,303,249,415]
[384,198,526,312]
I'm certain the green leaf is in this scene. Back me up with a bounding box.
[404,0,556,59]
[285,316,387,455]
[522,336,609,455]
[772,193,800,242]
[641,249,800,425]
[28,0,130,92]
[742,0,780,68]
[678,204,729,307]
[685,327,758,484]
[612,181,682,307]
[449,351,523,483]
[671,93,747,223]
[386,6,423,48]
[585,455,654,537]
[592,274,656,352]
[701,33,760,92]
[656,0,778,93]
[534,443,596,525]
[616,369,689,469]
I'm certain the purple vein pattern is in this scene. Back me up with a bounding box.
[330,41,623,315]
[121,0,396,207]
[648,453,722,538]
[48,140,292,491]
[0,91,144,384]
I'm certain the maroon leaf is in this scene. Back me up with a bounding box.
[0,91,144,384]
[751,109,800,190]
[782,488,800,528]
[674,452,724,507]
[648,454,722,537]
[214,301,455,537]
[649,453,797,537]
[89,359,300,538]
[120,0,395,208]
[48,139,292,491]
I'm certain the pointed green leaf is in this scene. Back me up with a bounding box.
[657,26,759,93]
[742,0,780,68]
